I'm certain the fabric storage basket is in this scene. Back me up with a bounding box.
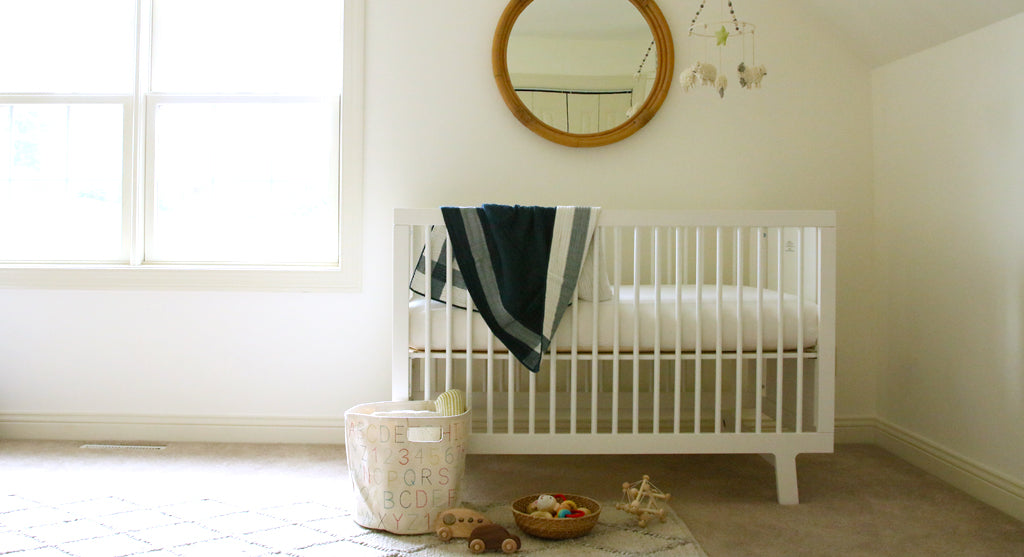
[345,400,470,534]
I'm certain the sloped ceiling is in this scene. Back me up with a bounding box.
[791,0,1024,67]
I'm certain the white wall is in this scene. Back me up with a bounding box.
[0,0,878,441]
[873,14,1024,492]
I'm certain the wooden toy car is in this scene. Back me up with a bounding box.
[435,508,493,541]
[468,523,521,554]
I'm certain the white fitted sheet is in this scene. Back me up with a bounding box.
[409,285,818,353]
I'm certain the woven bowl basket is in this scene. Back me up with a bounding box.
[511,494,601,539]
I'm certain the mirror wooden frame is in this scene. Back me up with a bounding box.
[492,0,674,148]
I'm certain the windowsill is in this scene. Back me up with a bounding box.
[0,264,361,292]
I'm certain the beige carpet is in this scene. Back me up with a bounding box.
[2,441,1023,556]
[0,442,704,556]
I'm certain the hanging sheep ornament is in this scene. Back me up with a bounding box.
[679,61,718,93]
[737,62,767,89]
[715,75,728,98]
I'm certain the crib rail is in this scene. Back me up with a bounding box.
[393,209,836,476]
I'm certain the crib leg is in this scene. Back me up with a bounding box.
[761,452,800,505]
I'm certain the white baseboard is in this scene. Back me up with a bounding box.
[0,413,345,445]
[3,413,876,446]
[833,416,879,444]
[849,417,1024,523]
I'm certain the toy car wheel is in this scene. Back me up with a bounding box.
[469,538,486,554]
[437,526,452,541]
[501,538,519,553]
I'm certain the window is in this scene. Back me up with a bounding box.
[0,0,364,289]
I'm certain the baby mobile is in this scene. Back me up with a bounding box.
[679,0,766,98]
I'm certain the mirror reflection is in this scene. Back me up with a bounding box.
[507,0,657,134]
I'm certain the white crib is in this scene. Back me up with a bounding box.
[392,209,836,504]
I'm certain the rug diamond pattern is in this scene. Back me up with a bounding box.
[1,494,705,557]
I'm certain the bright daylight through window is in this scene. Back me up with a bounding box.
[0,0,347,275]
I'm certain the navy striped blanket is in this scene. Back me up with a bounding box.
[410,205,599,372]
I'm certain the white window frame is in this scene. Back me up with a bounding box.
[0,0,364,291]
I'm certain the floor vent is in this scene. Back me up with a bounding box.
[80,443,167,450]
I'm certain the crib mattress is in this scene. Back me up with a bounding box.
[409,285,819,353]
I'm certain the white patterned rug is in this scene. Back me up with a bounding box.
[0,494,706,557]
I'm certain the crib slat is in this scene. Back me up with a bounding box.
[508,352,515,434]
[650,227,657,285]
[694,227,704,433]
[673,226,683,434]
[796,227,805,433]
[571,257,580,435]
[652,226,662,434]
[683,226,691,286]
[735,227,745,433]
[529,367,537,435]
[465,294,474,413]
[445,231,454,390]
[612,227,622,435]
[424,225,434,400]
[776,227,785,433]
[549,337,557,433]
[591,229,600,434]
[570,355,579,434]
[486,333,495,434]
[756,227,765,433]
[632,226,641,434]
[714,226,724,435]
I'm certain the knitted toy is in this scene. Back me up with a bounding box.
[532,494,558,513]
[435,389,466,416]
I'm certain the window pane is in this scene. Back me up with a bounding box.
[0,0,136,93]
[149,102,339,264]
[0,104,125,261]
[151,0,343,94]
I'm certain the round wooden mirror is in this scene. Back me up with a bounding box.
[493,0,674,148]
